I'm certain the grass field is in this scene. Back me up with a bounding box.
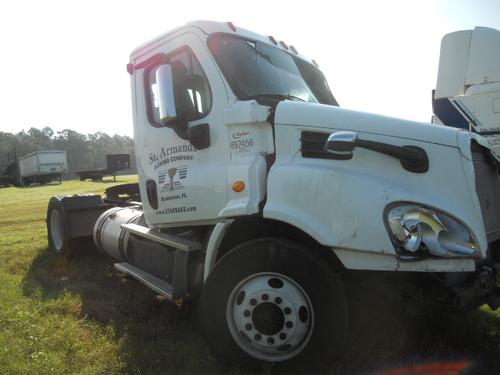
[1,177,500,374]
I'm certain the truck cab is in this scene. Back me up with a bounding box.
[129,22,336,227]
[47,21,500,365]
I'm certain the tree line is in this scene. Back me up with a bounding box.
[0,127,136,173]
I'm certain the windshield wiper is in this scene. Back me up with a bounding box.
[252,94,306,106]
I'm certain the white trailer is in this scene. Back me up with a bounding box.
[432,27,500,155]
[46,22,500,366]
[18,150,67,185]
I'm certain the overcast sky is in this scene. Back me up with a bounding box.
[0,0,499,137]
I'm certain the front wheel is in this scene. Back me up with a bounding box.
[199,238,347,365]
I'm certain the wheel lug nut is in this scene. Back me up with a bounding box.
[245,323,252,331]
[267,337,275,345]
[254,333,261,341]
[262,293,269,301]
[243,310,251,317]
[284,307,291,315]
[250,298,257,306]
[286,321,293,329]
[275,297,282,304]
[279,333,287,340]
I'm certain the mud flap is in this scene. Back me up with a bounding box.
[61,195,112,239]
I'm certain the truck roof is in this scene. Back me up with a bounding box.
[130,20,316,67]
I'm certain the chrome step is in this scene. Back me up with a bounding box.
[114,262,173,299]
[121,223,202,252]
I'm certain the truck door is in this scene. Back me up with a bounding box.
[132,32,230,227]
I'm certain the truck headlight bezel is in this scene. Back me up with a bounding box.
[384,202,478,258]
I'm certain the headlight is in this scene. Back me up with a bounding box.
[386,204,477,257]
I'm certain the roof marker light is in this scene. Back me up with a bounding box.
[279,40,289,50]
[268,35,278,45]
[290,45,298,54]
[126,63,134,75]
[228,22,237,32]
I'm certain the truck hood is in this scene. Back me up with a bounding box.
[275,101,463,148]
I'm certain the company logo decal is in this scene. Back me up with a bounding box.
[158,165,188,192]
[150,144,197,170]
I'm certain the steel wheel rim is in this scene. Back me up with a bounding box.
[50,209,63,252]
[226,272,314,362]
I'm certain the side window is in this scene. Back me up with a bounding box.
[147,48,212,126]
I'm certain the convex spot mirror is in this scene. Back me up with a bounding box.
[155,64,177,124]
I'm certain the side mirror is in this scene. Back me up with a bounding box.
[324,131,358,157]
[155,64,177,124]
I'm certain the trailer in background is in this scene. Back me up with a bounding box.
[16,150,67,185]
[76,154,131,181]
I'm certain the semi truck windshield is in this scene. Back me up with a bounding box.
[208,34,338,106]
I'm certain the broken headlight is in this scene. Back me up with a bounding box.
[386,204,477,257]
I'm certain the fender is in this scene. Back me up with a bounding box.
[204,220,233,280]
[263,120,488,262]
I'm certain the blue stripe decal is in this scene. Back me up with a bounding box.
[432,90,469,130]
[453,100,477,126]
[477,130,500,136]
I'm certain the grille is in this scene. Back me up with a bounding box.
[471,143,500,243]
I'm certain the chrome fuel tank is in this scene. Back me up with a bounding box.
[93,206,143,261]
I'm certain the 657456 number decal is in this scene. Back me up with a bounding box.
[230,138,255,153]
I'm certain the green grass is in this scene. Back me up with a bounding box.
[0,177,499,374]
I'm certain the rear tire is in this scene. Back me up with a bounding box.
[47,196,74,256]
[199,238,347,366]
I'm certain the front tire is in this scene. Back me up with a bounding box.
[199,238,347,366]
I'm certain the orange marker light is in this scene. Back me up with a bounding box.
[232,181,245,192]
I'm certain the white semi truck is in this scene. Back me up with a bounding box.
[46,22,500,365]
[16,149,67,185]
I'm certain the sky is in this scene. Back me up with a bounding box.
[0,0,499,137]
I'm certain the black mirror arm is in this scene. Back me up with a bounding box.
[355,139,429,173]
